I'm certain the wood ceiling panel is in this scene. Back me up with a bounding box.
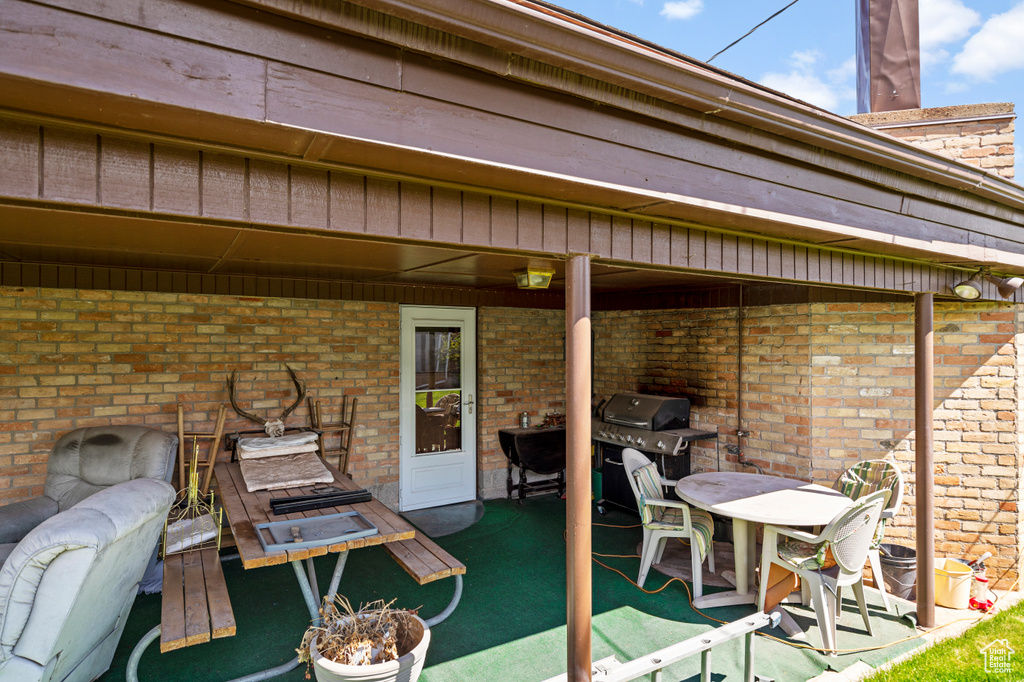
[590,264,738,291]
[0,206,238,257]
[225,231,461,271]
[0,205,743,293]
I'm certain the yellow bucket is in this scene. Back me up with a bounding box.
[934,558,972,609]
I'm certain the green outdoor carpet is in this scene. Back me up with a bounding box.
[101,496,923,682]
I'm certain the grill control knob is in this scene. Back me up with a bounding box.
[657,440,666,450]
[636,437,645,447]
[625,435,634,443]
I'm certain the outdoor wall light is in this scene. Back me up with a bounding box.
[952,269,1024,301]
[514,268,555,289]
[952,271,984,300]
[989,274,1024,299]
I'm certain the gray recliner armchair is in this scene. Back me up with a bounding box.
[0,477,176,682]
[0,426,177,566]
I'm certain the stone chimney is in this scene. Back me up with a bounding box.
[850,103,1016,180]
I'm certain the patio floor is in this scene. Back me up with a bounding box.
[103,495,926,682]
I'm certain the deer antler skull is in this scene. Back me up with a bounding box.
[227,364,307,437]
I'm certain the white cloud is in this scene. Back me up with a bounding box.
[660,0,703,20]
[761,72,840,110]
[758,51,856,113]
[919,0,980,67]
[789,49,821,71]
[827,56,857,84]
[952,2,1024,81]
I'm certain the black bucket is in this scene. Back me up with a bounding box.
[879,543,917,600]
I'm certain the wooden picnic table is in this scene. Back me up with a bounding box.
[214,459,416,569]
[130,459,463,682]
[131,461,416,682]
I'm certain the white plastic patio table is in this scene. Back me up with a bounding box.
[675,471,854,611]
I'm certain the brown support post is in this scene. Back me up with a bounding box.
[566,254,592,681]
[915,293,935,628]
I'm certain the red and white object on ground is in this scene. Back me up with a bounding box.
[968,553,994,612]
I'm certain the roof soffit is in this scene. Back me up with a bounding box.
[2,0,1022,276]
[228,0,1024,214]
[9,0,1019,229]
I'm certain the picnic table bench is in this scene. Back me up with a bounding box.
[160,548,236,651]
[126,547,236,681]
[384,532,466,626]
[126,459,467,681]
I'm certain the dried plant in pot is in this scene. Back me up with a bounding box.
[298,596,430,682]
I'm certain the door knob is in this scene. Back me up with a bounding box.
[465,393,474,415]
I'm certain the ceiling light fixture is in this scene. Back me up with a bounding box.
[514,268,555,290]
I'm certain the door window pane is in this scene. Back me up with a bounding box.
[414,327,461,453]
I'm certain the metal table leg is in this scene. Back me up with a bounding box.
[423,574,463,627]
[126,626,161,682]
[230,551,351,682]
[292,550,349,624]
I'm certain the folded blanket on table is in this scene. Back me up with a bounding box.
[239,451,334,492]
[237,432,319,459]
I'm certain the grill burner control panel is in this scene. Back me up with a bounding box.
[591,421,684,454]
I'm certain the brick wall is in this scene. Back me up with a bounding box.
[596,300,1022,588]
[807,301,1022,587]
[3,285,1021,586]
[0,286,403,505]
[0,286,572,509]
[593,306,811,478]
[476,307,566,497]
[851,103,1015,180]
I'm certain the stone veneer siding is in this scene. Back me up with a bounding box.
[2,286,1021,587]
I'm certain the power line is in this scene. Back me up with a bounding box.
[707,0,803,64]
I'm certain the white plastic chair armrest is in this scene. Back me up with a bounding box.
[767,524,822,544]
[645,497,692,512]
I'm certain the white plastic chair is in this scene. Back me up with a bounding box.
[832,459,904,612]
[756,489,887,656]
[621,448,714,595]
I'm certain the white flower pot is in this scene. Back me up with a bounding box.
[310,614,430,682]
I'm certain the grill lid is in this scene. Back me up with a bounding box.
[601,392,690,431]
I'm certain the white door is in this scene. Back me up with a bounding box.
[399,306,477,511]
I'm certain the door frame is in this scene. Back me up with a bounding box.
[398,305,477,512]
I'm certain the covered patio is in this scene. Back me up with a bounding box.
[2,0,1024,680]
[104,496,930,682]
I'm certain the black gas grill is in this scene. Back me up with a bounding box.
[592,392,717,513]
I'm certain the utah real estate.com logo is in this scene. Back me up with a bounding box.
[981,639,1015,675]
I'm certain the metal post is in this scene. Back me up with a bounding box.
[566,254,593,681]
[915,293,935,628]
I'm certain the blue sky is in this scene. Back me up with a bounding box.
[547,0,1023,119]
